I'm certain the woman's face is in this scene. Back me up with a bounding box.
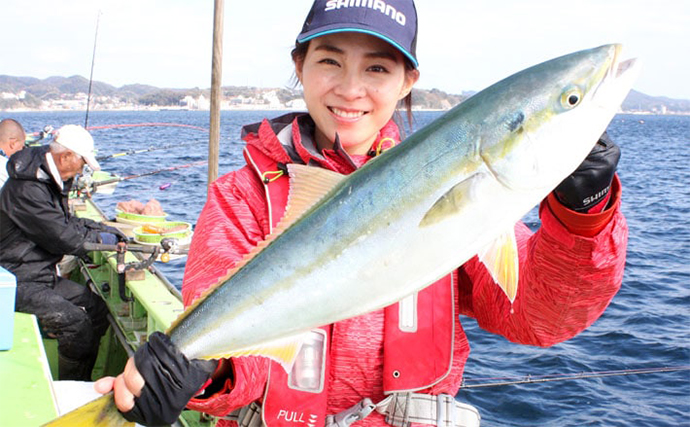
[296,32,419,155]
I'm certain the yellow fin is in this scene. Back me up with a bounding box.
[478,228,519,303]
[201,332,308,373]
[169,165,345,334]
[420,176,477,227]
[42,393,131,427]
[283,163,346,226]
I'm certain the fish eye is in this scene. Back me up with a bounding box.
[560,87,583,109]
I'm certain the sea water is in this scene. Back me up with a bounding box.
[8,110,690,426]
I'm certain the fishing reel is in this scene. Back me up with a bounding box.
[159,237,181,263]
[75,168,98,197]
[75,168,121,198]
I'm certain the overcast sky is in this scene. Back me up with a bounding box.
[4,0,689,99]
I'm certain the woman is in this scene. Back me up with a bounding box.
[97,1,627,426]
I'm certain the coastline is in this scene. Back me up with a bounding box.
[3,106,688,116]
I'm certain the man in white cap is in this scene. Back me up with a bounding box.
[49,124,103,180]
[0,124,125,380]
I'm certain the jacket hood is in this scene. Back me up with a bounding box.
[7,145,51,182]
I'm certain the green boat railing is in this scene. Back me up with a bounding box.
[65,195,215,426]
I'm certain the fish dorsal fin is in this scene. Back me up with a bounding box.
[282,163,346,226]
[478,228,519,303]
[168,164,346,333]
[200,332,309,373]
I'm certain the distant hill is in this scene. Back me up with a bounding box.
[621,90,690,114]
[1,75,688,114]
[0,75,114,98]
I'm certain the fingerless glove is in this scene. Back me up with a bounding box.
[122,332,217,426]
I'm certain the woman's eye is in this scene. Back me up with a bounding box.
[368,65,388,73]
[319,58,340,66]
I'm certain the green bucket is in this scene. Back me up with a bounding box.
[133,221,192,244]
[116,210,168,223]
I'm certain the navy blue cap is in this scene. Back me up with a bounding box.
[297,0,418,68]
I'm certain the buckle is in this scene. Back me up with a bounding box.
[326,398,376,427]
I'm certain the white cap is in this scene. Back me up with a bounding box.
[54,125,100,171]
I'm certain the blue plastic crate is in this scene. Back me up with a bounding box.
[0,267,17,350]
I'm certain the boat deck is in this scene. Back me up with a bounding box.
[0,312,58,426]
[1,196,215,426]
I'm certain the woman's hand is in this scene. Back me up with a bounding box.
[94,357,145,412]
[554,131,621,213]
[93,332,217,426]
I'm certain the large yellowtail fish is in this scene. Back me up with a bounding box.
[45,44,638,426]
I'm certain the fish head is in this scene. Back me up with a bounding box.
[478,44,639,193]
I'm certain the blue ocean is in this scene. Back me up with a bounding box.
[8,110,690,426]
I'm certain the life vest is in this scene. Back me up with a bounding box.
[243,139,456,426]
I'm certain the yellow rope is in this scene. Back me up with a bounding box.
[376,137,397,156]
[262,170,284,183]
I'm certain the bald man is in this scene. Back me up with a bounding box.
[0,118,26,187]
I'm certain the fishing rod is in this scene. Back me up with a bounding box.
[96,140,204,161]
[459,365,690,389]
[26,123,207,146]
[26,123,208,160]
[89,160,208,189]
[84,10,102,129]
[83,239,188,302]
[83,240,189,256]
[88,123,209,162]
[86,123,208,132]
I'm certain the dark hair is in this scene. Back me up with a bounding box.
[291,41,416,137]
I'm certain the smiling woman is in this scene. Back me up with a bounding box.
[78,1,633,427]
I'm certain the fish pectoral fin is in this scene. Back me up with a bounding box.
[478,228,519,303]
[420,176,477,227]
[204,333,308,373]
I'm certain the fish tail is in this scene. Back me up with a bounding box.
[42,393,133,427]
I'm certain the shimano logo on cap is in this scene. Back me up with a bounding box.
[325,0,407,26]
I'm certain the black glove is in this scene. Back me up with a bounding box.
[86,221,128,242]
[102,225,128,242]
[554,131,620,213]
[98,232,119,245]
[103,225,129,242]
[122,332,217,426]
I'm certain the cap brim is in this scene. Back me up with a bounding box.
[83,154,101,171]
[297,27,418,68]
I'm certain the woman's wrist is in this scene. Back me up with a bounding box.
[193,358,235,400]
[546,175,621,237]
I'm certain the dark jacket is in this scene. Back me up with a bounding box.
[0,145,104,284]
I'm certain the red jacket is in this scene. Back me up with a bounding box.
[182,113,627,426]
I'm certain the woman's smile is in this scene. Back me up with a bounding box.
[329,107,368,121]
